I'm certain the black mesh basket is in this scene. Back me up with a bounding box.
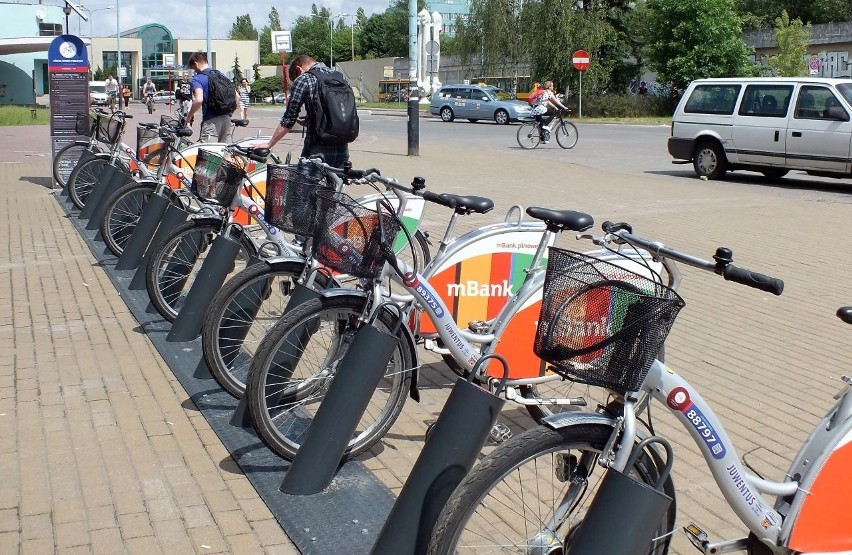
[136,125,167,167]
[533,248,685,393]
[311,189,401,279]
[264,163,328,235]
[75,112,93,136]
[190,149,246,206]
[96,114,123,144]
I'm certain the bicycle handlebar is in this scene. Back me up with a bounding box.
[230,144,270,163]
[600,221,784,296]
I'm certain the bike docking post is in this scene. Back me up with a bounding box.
[279,303,406,495]
[86,169,134,231]
[371,354,509,555]
[114,192,170,270]
[78,163,120,221]
[228,278,322,428]
[61,150,97,198]
[564,436,674,555]
[167,225,245,342]
[128,204,189,290]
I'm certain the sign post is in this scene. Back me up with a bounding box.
[48,34,90,189]
[271,30,293,104]
[164,54,176,112]
[572,49,591,118]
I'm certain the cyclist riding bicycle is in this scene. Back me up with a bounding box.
[105,74,119,109]
[530,81,568,143]
[143,78,157,112]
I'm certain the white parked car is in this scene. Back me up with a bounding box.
[89,81,108,106]
[669,77,852,180]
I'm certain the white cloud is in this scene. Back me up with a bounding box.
[82,0,394,41]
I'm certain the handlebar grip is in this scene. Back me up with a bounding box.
[422,190,455,209]
[722,265,784,296]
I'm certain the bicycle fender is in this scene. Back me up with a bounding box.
[316,289,422,402]
[187,215,223,224]
[541,411,619,431]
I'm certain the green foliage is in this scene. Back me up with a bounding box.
[767,11,810,76]
[259,8,283,65]
[0,105,50,126]
[737,0,852,28]
[229,14,258,40]
[232,56,243,84]
[564,92,672,117]
[642,0,756,93]
[360,0,426,59]
[250,76,285,97]
[252,63,261,81]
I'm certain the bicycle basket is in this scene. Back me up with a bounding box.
[96,114,123,144]
[160,114,181,127]
[75,112,93,136]
[311,189,401,279]
[190,149,245,206]
[136,125,167,167]
[533,248,684,393]
[264,163,329,236]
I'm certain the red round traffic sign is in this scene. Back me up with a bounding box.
[572,50,591,72]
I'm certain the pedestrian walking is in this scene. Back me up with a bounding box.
[185,51,238,142]
[238,78,251,120]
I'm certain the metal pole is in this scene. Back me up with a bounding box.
[407,0,419,156]
[351,16,354,61]
[329,17,333,68]
[116,0,121,87]
[206,0,211,64]
[579,71,582,119]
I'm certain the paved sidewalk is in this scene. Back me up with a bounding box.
[1,115,851,554]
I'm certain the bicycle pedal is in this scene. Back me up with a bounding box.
[489,422,512,443]
[684,523,709,552]
[467,320,489,334]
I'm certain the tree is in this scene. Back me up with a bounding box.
[252,63,261,81]
[231,55,243,84]
[737,0,852,28]
[360,0,427,59]
[642,0,756,94]
[229,14,258,40]
[767,11,810,76]
[259,8,284,66]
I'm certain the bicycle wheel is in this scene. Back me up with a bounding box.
[145,219,258,322]
[427,423,675,554]
[201,259,312,398]
[147,99,154,114]
[246,294,415,461]
[100,181,156,256]
[556,121,579,149]
[516,122,541,150]
[67,156,111,209]
[53,141,100,189]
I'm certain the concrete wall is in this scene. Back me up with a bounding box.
[173,39,259,78]
[0,3,65,104]
[743,21,852,78]
[336,57,403,102]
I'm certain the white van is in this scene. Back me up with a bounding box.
[668,77,852,180]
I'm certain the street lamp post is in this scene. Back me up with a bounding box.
[329,13,346,68]
[80,6,114,68]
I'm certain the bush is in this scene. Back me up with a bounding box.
[563,92,674,118]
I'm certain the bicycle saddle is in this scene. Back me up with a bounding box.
[440,194,494,214]
[526,207,594,232]
[231,119,249,127]
[837,306,852,325]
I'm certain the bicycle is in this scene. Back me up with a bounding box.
[53,109,110,189]
[199,160,431,398]
[243,170,659,461]
[516,109,578,150]
[107,90,118,113]
[423,222,843,555]
[146,93,155,114]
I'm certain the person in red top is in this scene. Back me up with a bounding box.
[530,81,568,143]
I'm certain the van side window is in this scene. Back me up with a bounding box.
[738,85,793,117]
[684,85,741,114]
[795,86,844,120]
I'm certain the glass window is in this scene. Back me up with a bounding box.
[738,85,793,117]
[795,85,846,120]
[455,88,471,99]
[837,83,852,106]
[684,84,741,115]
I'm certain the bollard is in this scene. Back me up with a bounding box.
[166,228,244,342]
[114,192,169,270]
[86,171,134,231]
[279,309,404,495]
[128,204,189,290]
[564,437,673,555]
[371,354,509,555]
[78,163,118,220]
[228,282,321,429]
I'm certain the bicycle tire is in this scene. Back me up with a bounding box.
[427,423,675,554]
[556,121,579,149]
[144,219,258,322]
[201,259,312,398]
[67,156,111,209]
[100,181,156,256]
[516,122,541,150]
[246,294,415,461]
[53,141,100,189]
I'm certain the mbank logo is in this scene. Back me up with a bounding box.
[447,280,514,297]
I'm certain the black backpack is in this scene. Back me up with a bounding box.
[204,69,237,117]
[307,67,359,144]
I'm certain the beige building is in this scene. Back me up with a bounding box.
[89,23,258,98]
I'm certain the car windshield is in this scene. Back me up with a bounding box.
[836,83,852,106]
[89,85,105,93]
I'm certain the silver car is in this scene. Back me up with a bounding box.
[430,84,532,125]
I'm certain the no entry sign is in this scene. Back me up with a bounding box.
[572,50,591,71]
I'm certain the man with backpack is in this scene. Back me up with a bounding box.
[185,51,239,142]
[262,55,359,168]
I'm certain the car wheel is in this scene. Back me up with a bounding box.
[761,168,789,180]
[693,141,727,180]
[494,109,509,125]
[440,107,455,122]
[468,119,478,123]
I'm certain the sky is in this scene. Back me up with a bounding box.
[66,0,393,41]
